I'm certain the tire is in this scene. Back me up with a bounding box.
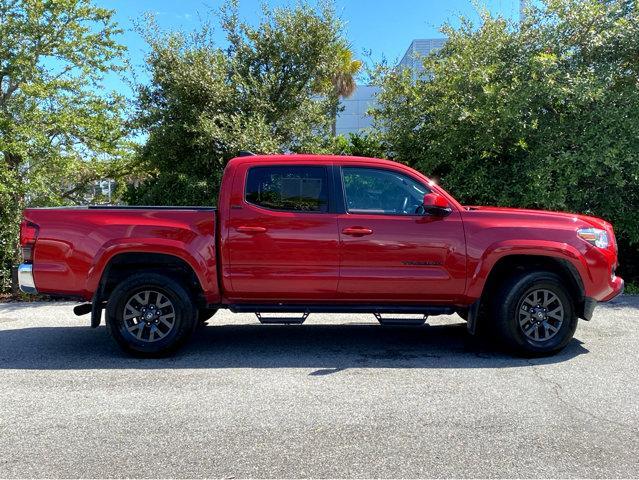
[106,273,197,357]
[492,270,577,357]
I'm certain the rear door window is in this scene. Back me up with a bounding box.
[245,166,329,213]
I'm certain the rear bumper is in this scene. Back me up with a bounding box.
[18,264,37,294]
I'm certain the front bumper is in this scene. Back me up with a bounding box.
[18,263,37,294]
[602,276,624,302]
[582,277,624,321]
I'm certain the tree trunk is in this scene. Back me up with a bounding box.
[331,99,339,137]
[4,152,24,295]
[10,266,19,295]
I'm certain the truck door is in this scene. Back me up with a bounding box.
[337,165,466,303]
[225,164,340,301]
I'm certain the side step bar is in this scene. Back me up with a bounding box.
[230,304,455,315]
[374,313,428,326]
[232,304,456,327]
[255,312,309,325]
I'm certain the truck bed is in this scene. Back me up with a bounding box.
[87,205,216,210]
[23,206,219,302]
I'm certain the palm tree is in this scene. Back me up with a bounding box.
[330,47,362,136]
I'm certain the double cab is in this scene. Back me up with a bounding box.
[18,154,624,356]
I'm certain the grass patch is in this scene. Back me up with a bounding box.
[624,281,639,295]
[0,292,78,303]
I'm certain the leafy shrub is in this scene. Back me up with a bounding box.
[372,0,639,280]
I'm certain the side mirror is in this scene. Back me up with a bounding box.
[422,193,452,217]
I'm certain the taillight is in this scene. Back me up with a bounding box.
[20,221,39,262]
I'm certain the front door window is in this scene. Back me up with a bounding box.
[342,167,429,216]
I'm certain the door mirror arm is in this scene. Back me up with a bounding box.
[423,205,452,217]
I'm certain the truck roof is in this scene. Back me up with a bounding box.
[227,154,402,169]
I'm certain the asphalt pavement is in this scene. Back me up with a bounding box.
[0,297,638,478]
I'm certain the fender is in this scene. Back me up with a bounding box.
[466,239,591,300]
[86,237,220,304]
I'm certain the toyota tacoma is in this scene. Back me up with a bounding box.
[18,154,624,356]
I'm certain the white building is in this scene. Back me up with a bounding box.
[398,38,447,80]
[335,38,446,135]
[335,85,380,136]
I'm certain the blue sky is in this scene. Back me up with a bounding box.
[100,0,521,96]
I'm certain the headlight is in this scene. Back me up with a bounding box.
[577,227,609,248]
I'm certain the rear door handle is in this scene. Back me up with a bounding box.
[342,227,373,237]
[236,226,267,234]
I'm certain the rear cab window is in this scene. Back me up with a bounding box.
[245,165,329,213]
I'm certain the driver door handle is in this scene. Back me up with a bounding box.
[236,225,267,234]
[342,226,373,237]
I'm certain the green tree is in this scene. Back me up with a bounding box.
[372,0,639,279]
[0,0,129,292]
[128,0,352,206]
[329,131,388,158]
[328,47,362,136]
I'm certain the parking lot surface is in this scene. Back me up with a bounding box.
[0,298,638,478]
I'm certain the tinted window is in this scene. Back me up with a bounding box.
[342,167,429,215]
[246,166,329,212]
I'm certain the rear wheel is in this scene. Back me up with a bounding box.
[492,271,577,356]
[106,273,197,357]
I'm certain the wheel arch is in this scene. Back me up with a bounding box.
[478,254,590,319]
[96,252,207,309]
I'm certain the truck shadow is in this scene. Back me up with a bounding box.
[0,321,588,371]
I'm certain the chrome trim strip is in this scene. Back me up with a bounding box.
[18,263,37,294]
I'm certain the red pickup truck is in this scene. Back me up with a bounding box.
[18,154,623,356]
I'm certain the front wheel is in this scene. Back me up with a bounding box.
[106,273,197,357]
[492,271,578,356]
